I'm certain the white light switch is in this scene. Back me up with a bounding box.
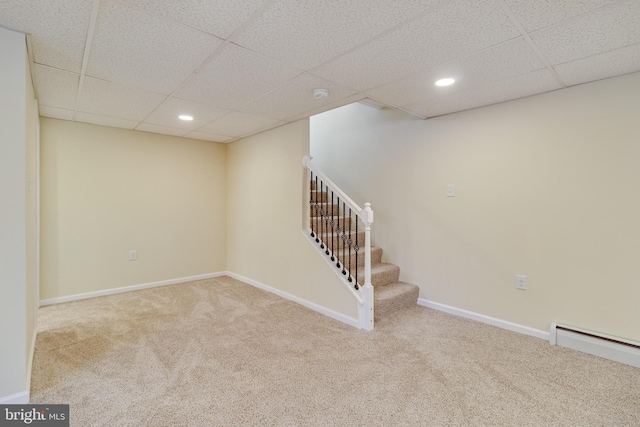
[446,184,455,197]
[129,250,137,261]
[516,275,527,290]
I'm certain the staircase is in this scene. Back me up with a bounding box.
[309,178,419,324]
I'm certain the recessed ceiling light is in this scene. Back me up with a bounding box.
[179,115,194,121]
[435,78,455,87]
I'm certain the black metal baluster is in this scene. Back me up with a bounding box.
[330,191,335,261]
[310,172,314,237]
[315,176,319,243]
[354,215,359,290]
[323,182,327,252]
[342,202,344,276]
[320,181,325,249]
[336,196,341,269]
[348,208,353,282]
[325,187,330,255]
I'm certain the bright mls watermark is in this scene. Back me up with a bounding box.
[0,405,69,426]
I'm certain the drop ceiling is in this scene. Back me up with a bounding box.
[1,0,639,143]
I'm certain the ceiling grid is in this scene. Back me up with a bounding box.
[496,0,568,89]
[72,0,101,121]
[0,0,638,142]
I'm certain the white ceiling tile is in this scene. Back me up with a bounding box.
[121,0,265,39]
[77,77,166,121]
[313,0,521,91]
[86,1,223,94]
[144,98,230,130]
[239,74,357,120]
[237,120,287,138]
[75,112,139,130]
[530,1,640,65]
[365,37,546,107]
[0,0,93,72]
[197,111,279,136]
[136,123,190,136]
[183,131,233,143]
[233,0,444,70]
[554,43,640,86]
[33,64,79,110]
[404,69,561,118]
[285,94,368,123]
[176,44,302,110]
[39,106,75,121]
[366,74,457,108]
[504,0,618,32]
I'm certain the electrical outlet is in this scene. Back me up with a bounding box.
[129,250,137,261]
[516,275,527,290]
[446,184,455,197]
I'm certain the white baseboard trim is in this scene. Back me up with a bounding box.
[39,272,227,306]
[226,271,360,329]
[417,298,549,341]
[0,391,29,404]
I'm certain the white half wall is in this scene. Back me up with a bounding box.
[226,120,359,321]
[311,72,640,342]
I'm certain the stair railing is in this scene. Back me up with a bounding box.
[302,155,374,330]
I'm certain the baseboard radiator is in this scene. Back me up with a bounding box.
[550,323,640,369]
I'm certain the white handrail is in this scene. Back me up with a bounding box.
[302,155,374,330]
[302,156,368,221]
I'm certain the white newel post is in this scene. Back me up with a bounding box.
[361,202,374,330]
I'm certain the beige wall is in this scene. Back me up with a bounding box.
[311,72,640,341]
[227,120,359,320]
[0,27,37,400]
[40,119,227,300]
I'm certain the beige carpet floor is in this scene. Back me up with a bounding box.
[31,276,640,426]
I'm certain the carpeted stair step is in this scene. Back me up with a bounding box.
[310,204,342,217]
[374,282,420,321]
[309,215,356,231]
[316,229,365,247]
[310,190,329,202]
[311,190,357,206]
[357,262,400,287]
[332,246,383,267]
